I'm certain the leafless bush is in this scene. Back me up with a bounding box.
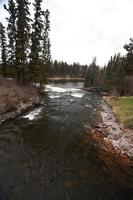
[0,75,38,114]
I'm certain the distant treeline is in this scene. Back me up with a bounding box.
[85,40,133,96]
[48,60,88,78]
[0,0,51,86]
[0,0,133,94]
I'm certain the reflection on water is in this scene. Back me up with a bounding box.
[0,81,132,200]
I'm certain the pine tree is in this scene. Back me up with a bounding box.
[102,54,126,95]
[85,57,99,87]
[0,22,7,75]
[124,38,133,75]
[104,56,114,91]
[30,0,44,85]
[30,1,51,86]
[42,9,51,65]
[15,0,31,82]
[30,0,43,65]
[4,0,16,68]
[41,9,51,80]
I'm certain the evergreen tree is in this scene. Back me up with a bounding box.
[96,54,126,95]
[49,60,87,77]
[30,1,51,86]
[104,56,114,91]
[4,0,16,68]
[39,9,51,83]
[124,38,133,75]
[0,22,7,75]
[85,57,99,87]
[30,0,43,66]
[15,0,31,82]
[30,0,46,86]
[0,0,51,86]
[42,9,51,65]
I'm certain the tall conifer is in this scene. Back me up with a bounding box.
[15,0,31,82]
[0,22,7,75]
[41,9,51,81]
[30,0,43,65]
[4,0,16,68]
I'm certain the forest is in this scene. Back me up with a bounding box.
[49,60,88,78]
[85,42,133,96]
[0,0,133,96]
[0,0,51,86]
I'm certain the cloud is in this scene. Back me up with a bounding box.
[45,0,133,65]
[1,0,133,65]
[0,0,7,24]
[0,0,5,3]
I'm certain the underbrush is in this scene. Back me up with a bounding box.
[0,75,38,114]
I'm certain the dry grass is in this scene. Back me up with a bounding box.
[0,75,38,114]
[104,96,133,129]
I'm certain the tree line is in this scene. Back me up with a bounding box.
[0,0,51,86]
[1,0,133,93]
[85,40,133,96]
[48,60,88,78]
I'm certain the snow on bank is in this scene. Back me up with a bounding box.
[23,107,42,120]
[101,100,133,158]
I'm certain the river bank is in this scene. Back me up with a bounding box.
[0,81,132,199]
[90,97,133,162]
[0,76,40,124]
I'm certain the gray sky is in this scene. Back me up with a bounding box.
[1,0,133,65]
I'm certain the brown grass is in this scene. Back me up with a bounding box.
[0,75,38,114]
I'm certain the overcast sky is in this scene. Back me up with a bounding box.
[0,0,133,66]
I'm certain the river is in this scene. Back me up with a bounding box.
[0,81,133,200]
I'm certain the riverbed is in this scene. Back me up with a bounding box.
[0,81,133,200]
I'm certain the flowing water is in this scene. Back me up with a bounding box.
[0,81,133,200]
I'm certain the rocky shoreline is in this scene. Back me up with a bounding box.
[90,99,133,162]
[0,98,41,125]
[0,75,43,125]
